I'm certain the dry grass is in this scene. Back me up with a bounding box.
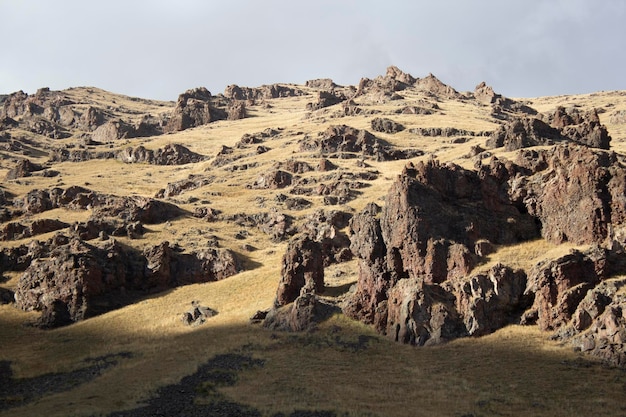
[2,83,626,416]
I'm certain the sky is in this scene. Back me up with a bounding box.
[1,0,625,101]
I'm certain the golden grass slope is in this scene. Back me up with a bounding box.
[1,81,626,416]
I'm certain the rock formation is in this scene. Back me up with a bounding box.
[342,144,626,361]
[487,107,611,150]
[14,238,239,327]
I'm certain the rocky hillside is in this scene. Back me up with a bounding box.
[2,66,626,416]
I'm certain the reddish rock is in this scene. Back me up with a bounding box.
[512,145,626,245]
[487,108,611,151]
[164,87,227,132]
[452,264,528,337]
[522,247,610,331]
[274,235,325,308]
[252,169,292,189]
[370,117,404,134]
[570,294,626,367]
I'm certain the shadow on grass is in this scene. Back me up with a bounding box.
[0,352,133,412]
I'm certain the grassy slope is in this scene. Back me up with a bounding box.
[1,84,626,416]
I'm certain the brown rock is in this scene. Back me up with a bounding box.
[370,117,404,134]
[5,159,43,180]
[522,247,609,331]
[252,169,292,189]
[264,289,338,332]
[512,145,626,245]
[274,235,325,307]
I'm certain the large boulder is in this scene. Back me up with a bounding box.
[511,145,626,245]
[264,289,338,332]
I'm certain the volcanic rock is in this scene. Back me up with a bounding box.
[305,78,338,90]
[92,119,135,142]
[5,159,43,180]
[299,125,380,158]
[521,247,610,330]
[370,117,404,134]
[306,90,348,111]
[264,288,338,332]
[252,169,292,189]
[117,143,206,165]
[181,300,218,326]
[14,238,239,327]
[511,145,626,245]
[487,108,611,151]
[224,84,304,101]
[274,235,325,308]
[164,87,227,132]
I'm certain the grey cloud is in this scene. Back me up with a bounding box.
[1,0,624,100]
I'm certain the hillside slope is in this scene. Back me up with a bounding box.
[1,67,626,416]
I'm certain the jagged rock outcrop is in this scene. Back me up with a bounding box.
[414,73,461,99]
[117,143,206,165]
[155,175,214,199]
[452,264,529,337]
[5,159,43,180]
[0,218,69,241]
[339,143,626,366]
[486,117,562,150]
[223,84,304,101]
[342,155,541,337]
[487,107,611,151]
[299,124,417,161]
[474,81,538,119]
[511,145,626,245]
[306,90,348,111]
[163,87,228,132]
[299,125,378,156]
[569,282,626,367]
[14,186,183,226]
[274,235,325,308]
[14,238,239,327]
[521,247,611,330]
[410,127,489,137]
[548,107,611,149]
[92,119,135,142]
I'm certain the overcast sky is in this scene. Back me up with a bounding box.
[1,0,625,101]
